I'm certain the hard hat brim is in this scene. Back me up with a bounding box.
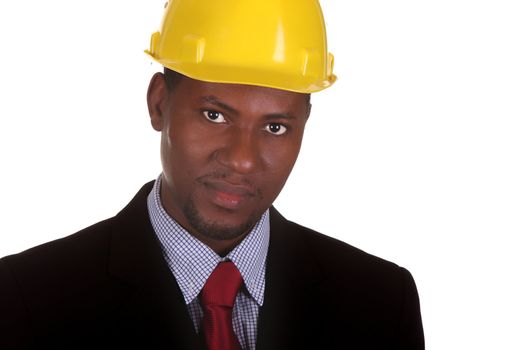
[145,51,336,94]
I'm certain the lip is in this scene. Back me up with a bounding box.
[202,180,255,210]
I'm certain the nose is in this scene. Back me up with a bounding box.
[215,130,263,174]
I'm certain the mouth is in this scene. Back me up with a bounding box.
[202,180,256,210]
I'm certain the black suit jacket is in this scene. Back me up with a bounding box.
[0,181,424,349]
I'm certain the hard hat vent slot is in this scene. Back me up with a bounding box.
[182,35,206,64]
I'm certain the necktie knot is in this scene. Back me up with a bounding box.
[201,261,243,308]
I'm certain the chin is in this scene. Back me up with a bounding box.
[183,196,262,241]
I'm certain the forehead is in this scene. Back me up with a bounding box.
[170,75,310,116]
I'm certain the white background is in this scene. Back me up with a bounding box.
[1,1,524,348]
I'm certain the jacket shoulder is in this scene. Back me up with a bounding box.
[283,216,405,277]
[0,217,122,347]
[275,215,424,349]
[1,217,114,275]
[0,180,155,280]
[0,218,118,316]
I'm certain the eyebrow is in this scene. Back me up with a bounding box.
[199,95,298,120]
[264,113,297,120]
[200,96,239,115]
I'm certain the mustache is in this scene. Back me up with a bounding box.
[196,172,262,198]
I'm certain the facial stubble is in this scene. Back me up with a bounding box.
[182,193,262,241]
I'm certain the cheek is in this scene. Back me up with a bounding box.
[261,137,303,187]
[160,124,191,182]
[161,121,216,176]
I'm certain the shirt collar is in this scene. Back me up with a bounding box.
[147,175,269,306]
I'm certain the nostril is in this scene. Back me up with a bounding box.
[214,137,260,174]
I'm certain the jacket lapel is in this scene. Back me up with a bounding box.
[256,208,325,350]
[106,181,202,348]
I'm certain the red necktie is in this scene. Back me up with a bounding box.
[200,261,243,350]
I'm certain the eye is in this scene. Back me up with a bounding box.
[264,123,287,135]
[203,110,226,123]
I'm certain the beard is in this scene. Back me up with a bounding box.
[182,194,261,241]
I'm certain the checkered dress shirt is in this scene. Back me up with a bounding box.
[147,175,269,350]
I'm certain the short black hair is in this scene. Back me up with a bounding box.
[164,67,184,90]
[163,67,311,104]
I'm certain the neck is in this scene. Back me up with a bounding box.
[188,231,249,257]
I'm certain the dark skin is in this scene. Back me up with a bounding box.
[147,72,311,256]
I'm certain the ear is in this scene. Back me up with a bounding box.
[305,102,312,121]
[147,72,169,131]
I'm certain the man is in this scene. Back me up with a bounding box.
[0,0,424,349]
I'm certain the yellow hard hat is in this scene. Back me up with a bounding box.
[145,0,336,93]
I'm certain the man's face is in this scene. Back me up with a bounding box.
[148,73,310,242]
